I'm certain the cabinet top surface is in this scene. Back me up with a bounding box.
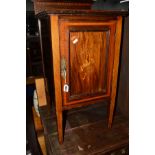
[34,0,129,17]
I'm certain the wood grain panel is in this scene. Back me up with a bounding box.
[69,31,109,98]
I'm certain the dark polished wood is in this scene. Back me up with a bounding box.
[34,0,128,16]
[34,0,93,15]
[35,1,125,144]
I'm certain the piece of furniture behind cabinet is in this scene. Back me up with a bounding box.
[35,1,127,144]
[26,11,43,77]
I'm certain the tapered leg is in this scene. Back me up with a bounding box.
[56,109,63,144]
[108,16,123,128]
[51,15,64,144]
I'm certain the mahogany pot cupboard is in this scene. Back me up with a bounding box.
[34,0,128,144]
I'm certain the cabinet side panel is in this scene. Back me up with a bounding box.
[116,16,129,117]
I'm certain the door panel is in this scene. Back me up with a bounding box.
[69,31,109,97]
[59,17,116,106]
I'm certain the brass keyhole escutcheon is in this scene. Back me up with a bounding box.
[61,57,66,80]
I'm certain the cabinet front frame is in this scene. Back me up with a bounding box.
[59,16,117,106]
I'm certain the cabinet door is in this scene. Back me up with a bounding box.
[59,16,117,106]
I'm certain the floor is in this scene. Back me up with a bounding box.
[39,102,129,155]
